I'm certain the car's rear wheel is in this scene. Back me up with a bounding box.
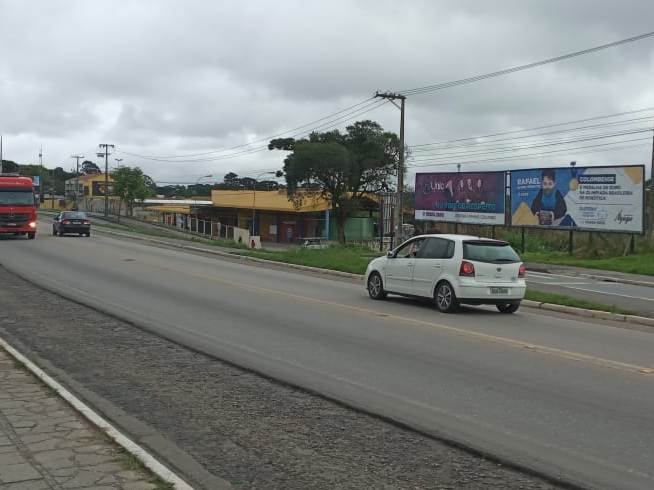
[52,227,57,236]
[27,232,35,240]
[497,302,520,314]
[367,272,387,300]
[435,281,459,313]
[85,232,91,237]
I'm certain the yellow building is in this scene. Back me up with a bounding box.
[64,174,115,198]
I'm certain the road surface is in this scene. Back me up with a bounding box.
[1,227,653,490]
[527,270,654,316]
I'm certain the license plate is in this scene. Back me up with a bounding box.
[490,287,509,295]
[72,220,81,224]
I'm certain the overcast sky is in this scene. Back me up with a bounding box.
[1,0,654,185]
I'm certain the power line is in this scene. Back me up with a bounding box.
[407,136,652,169]
[408,127,654,161]
[117,98,386,161]
[410,116,654,157]
[399,31,654,96]
[410,108,654,150]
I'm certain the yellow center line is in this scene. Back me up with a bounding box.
[36,231,654,376]
[159,264,654,377]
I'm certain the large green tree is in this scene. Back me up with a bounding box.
[81,160,101,175]
[269,120,399,243]
[112,166,151,221]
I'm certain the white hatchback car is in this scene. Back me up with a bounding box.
[365,234,526,313]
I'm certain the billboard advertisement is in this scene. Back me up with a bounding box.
[510,165,644,233]
[92,181,114,196]
[415,171,506,225]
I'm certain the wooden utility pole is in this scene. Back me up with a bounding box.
[71,154,84,210]
[650,127,654,239]
[98,144,114,217]
[375,92,406,245]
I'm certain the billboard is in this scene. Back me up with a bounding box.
[415,171,506,225]
[92,181,114,196]
[510,165,644,233]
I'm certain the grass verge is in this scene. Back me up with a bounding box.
[523,251,654,276]
[241,246,377,275]
[116,450,174,490]
[525,289,634,315]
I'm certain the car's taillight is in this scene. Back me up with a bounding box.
[459,261,475,277]
[518,264,526,278]
[83,220,90,225]
[62,220,70,225]
[28,221,36,228]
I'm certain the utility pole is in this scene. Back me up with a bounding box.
[39,145,44,203]
[375,91,406,245]
[114,157,123,168]
[98,144,114,217]
[71,154,84,210]
[650,127,654,239]
[0,135,3,174]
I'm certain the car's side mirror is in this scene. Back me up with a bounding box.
[387,251,395,258]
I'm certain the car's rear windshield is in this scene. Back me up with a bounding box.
[463,241,521,263]
[0,189,35,206]
[64,212,87,219]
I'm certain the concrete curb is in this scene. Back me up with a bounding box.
[94,227,654,328]
[524,262,654,289]
[522,299,654,327]
[0,336,195,490]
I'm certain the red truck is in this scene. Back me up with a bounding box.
[0,174,38,239]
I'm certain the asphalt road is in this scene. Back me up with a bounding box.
[526,270,654,316]
[1,227,654,490]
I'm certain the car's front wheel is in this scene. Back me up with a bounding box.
[367,272,387,300]
[27,232,35,240]
[497,302,520,314]
[435,281,459,313]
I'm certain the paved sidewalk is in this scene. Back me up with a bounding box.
[0,348,161,490]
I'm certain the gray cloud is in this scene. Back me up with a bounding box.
[1,0,653,183]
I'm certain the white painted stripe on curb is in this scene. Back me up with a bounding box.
[0,336,195,490]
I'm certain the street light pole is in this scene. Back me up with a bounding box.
[98,144,114,217]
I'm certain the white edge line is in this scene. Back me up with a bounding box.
[0,336,195,490]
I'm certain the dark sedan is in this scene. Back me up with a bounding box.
[53,211,91,237]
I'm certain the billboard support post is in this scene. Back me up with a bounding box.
[521,227,525,253]
[630,234,636,254]
[568,230,574,255]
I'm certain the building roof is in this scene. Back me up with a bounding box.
[143,199,212,206]
[147,205,192,213]
[211,190,331,212]
[64,174,112,184]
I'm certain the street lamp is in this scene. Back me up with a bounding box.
[251,171,277,236]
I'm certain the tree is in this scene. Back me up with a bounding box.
[112,166,151,221]
[269,120,399,243]
[1,160,19,173]
[81,160,101,175]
